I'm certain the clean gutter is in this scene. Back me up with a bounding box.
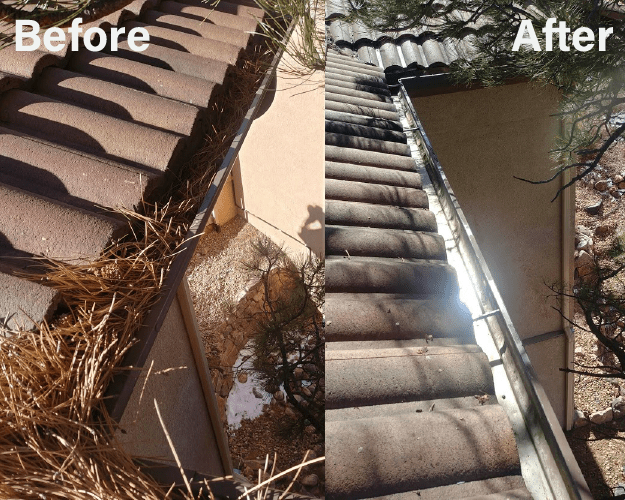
[396,77,592,500]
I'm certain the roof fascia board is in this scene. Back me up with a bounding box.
[398,72,531,96]
[176,277,234,474]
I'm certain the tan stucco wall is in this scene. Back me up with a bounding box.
[116,295,225,476]
[213,173,238,226]
[411,82,570,424]
[233,35,324,257]
[525,333,568,422]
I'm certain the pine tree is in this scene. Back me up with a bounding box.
[243,237,325,435]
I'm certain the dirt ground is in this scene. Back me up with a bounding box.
[186,216,324,496]
[228,407,325,497]
[565,137,625,499]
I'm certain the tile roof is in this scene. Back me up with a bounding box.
[324,50,532,499]
[325,0,478,73]
[0,0,264,330]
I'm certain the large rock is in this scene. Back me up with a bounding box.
[595,179,609,191]
[575,250,594,277]
[585,200,603,215]
[595,224,613,237]
[590,407,613,424]
[573,408,589,428]
[576,233,593,253]
[301,474,319,487]
[612,396,625,419]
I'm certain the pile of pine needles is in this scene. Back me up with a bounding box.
[0,42,277,499]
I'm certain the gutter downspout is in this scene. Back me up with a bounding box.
[560,121,576,431]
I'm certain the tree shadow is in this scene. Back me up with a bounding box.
[566,422,621,499]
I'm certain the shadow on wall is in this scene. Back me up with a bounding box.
[299,204,324,257]
[254,72,277,120]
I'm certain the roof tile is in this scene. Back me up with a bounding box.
[0,0,262,327]
[324,50,531,499]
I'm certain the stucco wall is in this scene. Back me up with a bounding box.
[116,294,225,476]
[411,82,571,424]
[233,34,324,257]
[213,173,238,226]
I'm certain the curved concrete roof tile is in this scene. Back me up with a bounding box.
[0,0,262,328]
[324,50,532,499]
[325,0,477,72]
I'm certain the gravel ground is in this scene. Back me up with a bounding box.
[565,137,625,499]
[186,216,324,494]
[186,217,261,349]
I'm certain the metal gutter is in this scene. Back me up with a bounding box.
[105,20,297,423]
[396,77,592,500]
[136,459,317,499]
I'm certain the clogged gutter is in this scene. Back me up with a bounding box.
[0,24,281,499]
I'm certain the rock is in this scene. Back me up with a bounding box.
[595,179,609,191]
[595,224,612,237]
[301,474,319,487]
[576,233,593,253]
[293,367,304,379]
[615,174,624,184]
[585,200,602,215]
[577,225,592,237]
[252,386,264,399]
[237,372,248,384]
[219,383,231,398]
[614,484,625,496]
[301,386,312,397]
[589,408,613,424]
[574,409,589,428]
[575,250,594,276]
[574,346,583,355]
[303,363,319,375]
[224,373,234,391]
[619,181,625,189]
[612,396,625,419]
[274,390,284,401]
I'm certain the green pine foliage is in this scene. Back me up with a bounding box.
[347,0,625,199]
